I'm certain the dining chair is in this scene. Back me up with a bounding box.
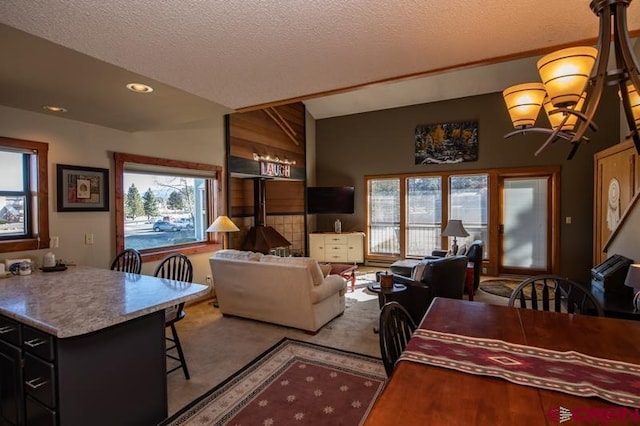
[154,253,193,379]
[110,248,142,273]
[379,301,417,377]
[508,274,604,316]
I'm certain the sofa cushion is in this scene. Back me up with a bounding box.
[213,249,263,261]
[260,255,324,286]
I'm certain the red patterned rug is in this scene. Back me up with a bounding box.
[162,338,386,425]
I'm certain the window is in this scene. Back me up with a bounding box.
[365,171,488,260]
[114,152,222,261]
[449,174,488,256]
[367,178,400,256]
[0,136,49,253]
[406,177,442,257]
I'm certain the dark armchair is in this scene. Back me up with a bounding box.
[426,240,484,291]
[386,255,468,324]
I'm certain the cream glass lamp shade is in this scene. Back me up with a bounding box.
[537,46,597,108]
[543,92,586,131]
[503,82,546,128]
[206,216,239,233]
[627,84,640,127]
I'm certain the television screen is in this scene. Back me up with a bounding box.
[307,186,355,214]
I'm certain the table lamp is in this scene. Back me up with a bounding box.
[624,264,640,312]
[442,219,469,255]
[206,215,239,249]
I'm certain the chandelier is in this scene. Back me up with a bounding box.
[502,0,640,159]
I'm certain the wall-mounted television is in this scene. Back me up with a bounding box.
[307,186,355,214]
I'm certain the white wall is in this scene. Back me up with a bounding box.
[0,105,226,286]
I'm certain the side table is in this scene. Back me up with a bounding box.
[367,282,408,333]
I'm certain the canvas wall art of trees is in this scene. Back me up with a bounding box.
[414,121,478,165]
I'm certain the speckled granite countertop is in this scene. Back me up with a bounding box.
[0,266,209,338]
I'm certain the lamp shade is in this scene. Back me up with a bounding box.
[503,82,546,128]
[441,220,469,238]
[543,92,586,131]
[624,264,640,290]
[627,84,640,127]
[537,46,597,108]
[206,215,239,233]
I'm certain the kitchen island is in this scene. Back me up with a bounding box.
[0,266,209,426]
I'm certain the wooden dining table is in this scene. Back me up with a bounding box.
[364,297,640,426]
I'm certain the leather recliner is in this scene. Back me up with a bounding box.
[386,255,468,324]
[426,239,484,291]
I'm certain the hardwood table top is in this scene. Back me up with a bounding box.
[364,297,640,426]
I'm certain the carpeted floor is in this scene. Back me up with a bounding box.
[166,293,381,416]
[166,268,507,418]
[163,338,386,425]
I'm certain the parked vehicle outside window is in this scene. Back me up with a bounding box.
[152,220,184,232]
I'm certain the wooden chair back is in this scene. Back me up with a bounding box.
[379,301,417,377]
[508,275,604,316]
[110,248,142,274]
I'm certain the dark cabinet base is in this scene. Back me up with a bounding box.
[57,311,167,426]
[1,311,167,426]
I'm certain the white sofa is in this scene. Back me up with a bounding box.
[209,250,347,333]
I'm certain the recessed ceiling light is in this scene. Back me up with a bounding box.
[126,83,154,93]
[42,105,67,113]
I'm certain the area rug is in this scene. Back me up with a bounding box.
[479,278,555,300]
[162,338,386,425]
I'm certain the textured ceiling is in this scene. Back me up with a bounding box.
[0,1,639,130]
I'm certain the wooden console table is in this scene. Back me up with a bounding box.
[309,232,364,263]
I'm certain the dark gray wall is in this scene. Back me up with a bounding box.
[314,90,620,282]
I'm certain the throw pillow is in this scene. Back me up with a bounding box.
[457,244,467,256]
[412,263,427,281]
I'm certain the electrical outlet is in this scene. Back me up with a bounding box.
[482,267,487,274]
[84,233,94,245]
[51,236,59,248]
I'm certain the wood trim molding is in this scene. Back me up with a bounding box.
[264,107,299,146]
[234,30,640,113]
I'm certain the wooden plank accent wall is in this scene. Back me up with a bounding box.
[266,180,305,214]
[229,103,306,168]
[227,102,306,222]
[229,177,305,216]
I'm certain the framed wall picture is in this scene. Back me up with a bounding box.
[414,120,479,165]
[56,164,109,212]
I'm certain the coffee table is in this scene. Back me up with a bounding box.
[328,263,358,291]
